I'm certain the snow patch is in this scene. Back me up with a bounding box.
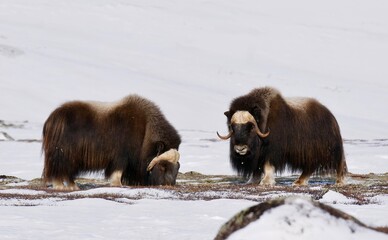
[0,189,47,195]
[369,194,388,205]
[0,198,62,206]
[320,190,357,204]
[66,187,177,199]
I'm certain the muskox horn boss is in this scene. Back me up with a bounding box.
[147,148,180,172]
[217,111,269,140]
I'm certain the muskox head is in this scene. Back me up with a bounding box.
[217,111,269,177]
[146,149,180,185]
[218,111,269,155]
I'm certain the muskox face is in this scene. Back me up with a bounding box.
[230,122,259,156]
[148,160,180,185]
[218,111,269,154]
[218,111,270,177]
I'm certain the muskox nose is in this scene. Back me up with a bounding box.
[234,145,248,155]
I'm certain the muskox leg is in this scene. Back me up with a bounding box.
[335,159,347,186]
[259,162,276,186]
[109,170,123,187]
[293,171,312,186]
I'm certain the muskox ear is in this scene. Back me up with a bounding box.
[224,111,230,118]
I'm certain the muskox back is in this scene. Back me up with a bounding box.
[42,95,181,189]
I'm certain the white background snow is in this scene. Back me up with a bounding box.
[0,0,387,239]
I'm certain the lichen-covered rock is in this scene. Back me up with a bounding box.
[215,197,387,240]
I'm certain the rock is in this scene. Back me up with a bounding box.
[215,196,387,240]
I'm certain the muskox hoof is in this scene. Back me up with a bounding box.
[110,182,123,188]
[51,180,80,191]
[292,179,308,187]
[66,184,80,191]
[246,176,261,184]
[259,178,276,186]
[335,179,346,187]
[51,180,65,190]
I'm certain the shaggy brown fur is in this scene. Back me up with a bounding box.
[42,95,181,188]
[222,87,347,185]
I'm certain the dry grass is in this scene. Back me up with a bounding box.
[1,172,386,236]
[1,172,386,204]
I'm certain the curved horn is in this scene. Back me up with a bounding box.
[254,125,270,138]
[147,149,180,171]
[249,116,270,138]
[217,130,233,140]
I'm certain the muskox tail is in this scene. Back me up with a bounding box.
[336,150,348,184]
[317,139,347,183]
[41,114,67,184]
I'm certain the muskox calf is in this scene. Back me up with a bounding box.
[42,95,181,190]
[218,87,347,186]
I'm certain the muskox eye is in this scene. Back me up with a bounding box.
[246,122,254,130]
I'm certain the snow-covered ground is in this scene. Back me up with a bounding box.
[0,0,387,239]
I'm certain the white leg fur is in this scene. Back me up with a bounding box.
[260,162,276,186]
[110,170,123,187]
[52,179,65,190]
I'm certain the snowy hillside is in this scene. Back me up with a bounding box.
[0,0,387,239]
[1,0,388,136]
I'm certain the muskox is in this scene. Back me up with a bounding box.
[42,95,181,190]
[217,87,347,186]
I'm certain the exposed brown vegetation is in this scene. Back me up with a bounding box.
[0,172,386,204]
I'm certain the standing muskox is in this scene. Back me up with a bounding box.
[42,95,181,190]
[217,87,347,186]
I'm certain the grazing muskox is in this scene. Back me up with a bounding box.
[42,95,181,190]
[217,87,347,186]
